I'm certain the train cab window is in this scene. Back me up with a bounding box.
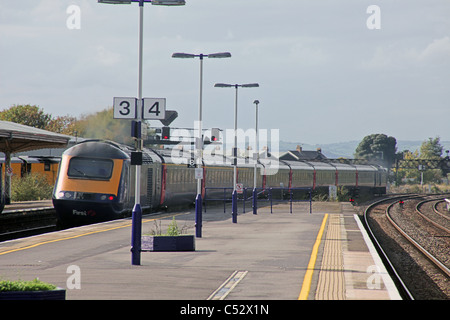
[68,157,113,180]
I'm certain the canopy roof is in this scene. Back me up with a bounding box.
[0,121,70,153]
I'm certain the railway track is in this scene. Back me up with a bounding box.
[363,194,450,300]
[0,207,57,241]
[0,204,182,242]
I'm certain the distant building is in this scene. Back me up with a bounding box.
[279,145,327,161]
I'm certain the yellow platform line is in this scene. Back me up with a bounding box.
[315,214,344,300]
[0,213,185,256]
[298,213,328,300]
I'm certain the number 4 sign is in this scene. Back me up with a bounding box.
[143,98,166,120]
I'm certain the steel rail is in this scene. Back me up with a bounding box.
[415,197,450,233]
[363,195,415,300]
[386,197,450,279]
[433,200,450,219]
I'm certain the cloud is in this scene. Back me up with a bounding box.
[418,36,450,64]
[362,36,450,69]
[93,45,122,66]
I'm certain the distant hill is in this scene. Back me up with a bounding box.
[280,140,450,159]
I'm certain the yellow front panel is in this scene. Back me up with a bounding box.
[55,155,123,196]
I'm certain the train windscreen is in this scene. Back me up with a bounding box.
[68,157,114,180]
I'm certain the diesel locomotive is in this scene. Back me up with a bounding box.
[52,140,387,226]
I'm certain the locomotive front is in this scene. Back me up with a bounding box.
[52,140,131,227]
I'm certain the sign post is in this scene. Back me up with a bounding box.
[114,96,165,266]
[100,0,184,267]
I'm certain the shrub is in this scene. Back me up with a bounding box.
[166,217,181,236]
[11,173,53,201]
[0,278,56,292]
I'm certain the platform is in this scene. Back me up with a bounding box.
[0,202,401,301]
[2,200,53,213]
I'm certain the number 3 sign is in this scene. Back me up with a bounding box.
[113,97,137,119]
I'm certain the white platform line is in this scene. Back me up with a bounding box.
[207,270,248,300]
[353,214,402,300]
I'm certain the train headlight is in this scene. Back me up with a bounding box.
[58,191,74,199]
[64,192,73,199]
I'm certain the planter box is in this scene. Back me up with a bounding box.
[0,288,66,300]
[142,235,195,252]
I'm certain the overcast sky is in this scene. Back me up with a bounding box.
[0,0,449,145]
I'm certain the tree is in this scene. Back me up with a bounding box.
[354,133,397,168]
[420,137,445,183]
[0,105,51,129]
[76,107,133,145]
[0,104,136,145]
[46,115,79,136]
[420,137,443,159]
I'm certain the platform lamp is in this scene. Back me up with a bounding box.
[172,52,231,237]
[98,0,186,266]
[214,82,259,223]
[252,99,260,215]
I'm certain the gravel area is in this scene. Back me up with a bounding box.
[361,196,449,300]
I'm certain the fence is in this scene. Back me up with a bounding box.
[204,187,312,215]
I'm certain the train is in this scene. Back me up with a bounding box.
[0,156,59,185]
[52,139,387,227]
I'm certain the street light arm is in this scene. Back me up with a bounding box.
[207,52,232,58]
[214,83,234,88]
[172,53,196,58]
[241,83,259,88]
[152,0,186,5]
[99,0,186,4]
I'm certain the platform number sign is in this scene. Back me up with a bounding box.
[113,97,137,119]
[143,98,166,120]
[113,97,166,120]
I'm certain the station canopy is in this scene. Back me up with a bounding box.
[0,120,70,153]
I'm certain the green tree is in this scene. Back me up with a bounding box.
[420,137,444,183]
[0,105,51,129]
[46,115,79,136]
[354,133,397,168]
[420,137,443,159]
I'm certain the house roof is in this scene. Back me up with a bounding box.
[279,149,327,161]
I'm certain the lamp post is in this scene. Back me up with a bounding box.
[214,82,259,223]
[172,52,231,238]
[252,100,259,215]
[98,0,185,266]
[252,100,260,189]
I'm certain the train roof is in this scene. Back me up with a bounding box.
[62,141,386,172]
[64,140,130,159]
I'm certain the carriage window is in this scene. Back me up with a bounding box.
[68,157,113,180]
